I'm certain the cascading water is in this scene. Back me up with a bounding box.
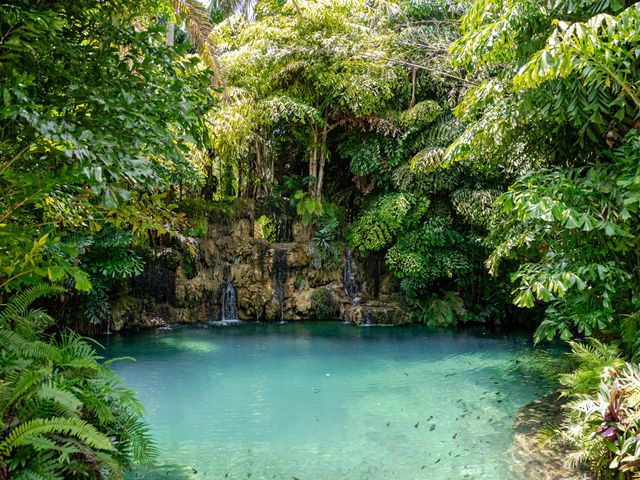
[220,271,239,323]
[272,249,288,322]
[343,249,360,305]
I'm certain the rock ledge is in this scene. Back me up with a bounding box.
[511,391,593,480]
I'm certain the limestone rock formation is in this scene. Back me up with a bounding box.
[111,214,406,330]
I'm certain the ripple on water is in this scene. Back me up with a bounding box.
[103,323,554,480]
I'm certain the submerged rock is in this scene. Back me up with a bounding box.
[342,303,409,325]
[510,391,593,480]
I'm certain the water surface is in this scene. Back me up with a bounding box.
[102,322,551,480]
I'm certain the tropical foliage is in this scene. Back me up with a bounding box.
[1,0,214,476]
[3,0,640,476]
[0,287,156,479]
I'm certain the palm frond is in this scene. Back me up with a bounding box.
[170,0,224,85]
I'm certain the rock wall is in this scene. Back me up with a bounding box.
[111,214,408,330]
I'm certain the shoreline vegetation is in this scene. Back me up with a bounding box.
[2,0,640,478]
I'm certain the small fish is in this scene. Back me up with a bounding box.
[293,477,300,480]
[456,399,462,404]
[444,373,456,377]
[430,424,436,431]
[452,433,457,439]
[497,399,503,403]
[404,372,409,376]
[386,422,390,427]
[434,458,441,464]
[476,416,480,419]
[192,469,198,474]
[427,415,433,421]
[414,422,420,428]
[421,465,426,470]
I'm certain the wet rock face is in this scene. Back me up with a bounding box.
[510,392,594,480]
[341,303,410,325]
[112,216,406,329]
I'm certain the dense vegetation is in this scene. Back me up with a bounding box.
[2,0,640,477]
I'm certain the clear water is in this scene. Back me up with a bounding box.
[101,323,552,480]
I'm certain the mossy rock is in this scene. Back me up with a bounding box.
[310,288,340,320]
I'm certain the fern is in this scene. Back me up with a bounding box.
[0,368,50,419]
[0,417,114,459]
[0,329,58,360]
[350,193,421,252]
[559,338,625,396]
[0,285,62,328]
[415,290,467,326]
[0,288,156,477]
[36,385,83,417]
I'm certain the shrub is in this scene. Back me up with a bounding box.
[310,289,340,320]
[0,287,156,478]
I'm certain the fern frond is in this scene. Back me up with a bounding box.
[13,469,63,480]
[57,332,99,360]
[0,417,114,459]
[0,329,58,360]
[0,367,50,419]
[0,285,63,327]
[427,297,455,326]
[36,385,83,417]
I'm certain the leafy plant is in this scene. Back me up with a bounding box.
[412,290,467,326]
[558,350,640,477]
[310,288,340,321]
[0,0,213,294]
[0,287,156,478]
[350,193,424,252]
[487,132,640,352]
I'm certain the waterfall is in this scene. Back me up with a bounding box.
[343,249,361,305]
[273,249,288,322]
[220,271,239,323]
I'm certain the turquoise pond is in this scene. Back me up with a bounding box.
[101,322,553,480]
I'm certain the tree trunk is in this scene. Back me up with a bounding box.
[315,124,329,199]
[238,154,243,198]
[309,127,318,197]
[410,67,417,108]
[255,138,263,197]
